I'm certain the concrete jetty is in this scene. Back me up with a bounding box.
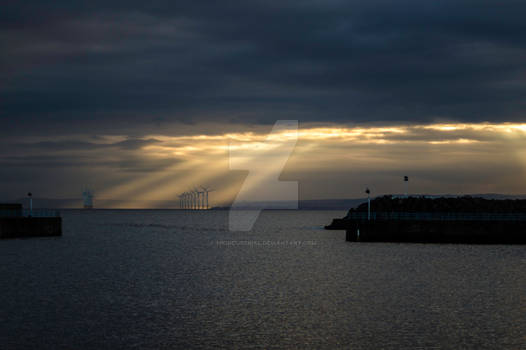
[0,204,62,239]
[326,196,526,244]
[337,215,526,244]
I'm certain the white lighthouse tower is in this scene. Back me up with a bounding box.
[82,188,94,209]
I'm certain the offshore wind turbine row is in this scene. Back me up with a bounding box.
[178,186,214,210]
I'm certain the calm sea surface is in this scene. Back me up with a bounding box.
[1,210,525,349]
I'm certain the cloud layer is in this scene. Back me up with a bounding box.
[2,0,526,133]
[2,2,526,205]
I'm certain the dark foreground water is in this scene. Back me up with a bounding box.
[1,210,525,349]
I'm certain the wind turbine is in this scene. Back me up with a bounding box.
[179,193,186,209]
[201,186,214,209]
[194,187,204,210]
[190,188,198,210]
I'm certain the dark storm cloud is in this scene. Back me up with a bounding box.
[2,0,526,133]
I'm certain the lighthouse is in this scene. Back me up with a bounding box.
[82,188,94,209]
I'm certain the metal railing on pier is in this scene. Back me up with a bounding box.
[346,212,526,221]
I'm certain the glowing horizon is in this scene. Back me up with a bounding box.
[3,121,526,206]
[78,121,526,206]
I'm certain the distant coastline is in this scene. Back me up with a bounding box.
[7,194,526,210]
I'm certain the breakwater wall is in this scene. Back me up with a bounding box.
[345,220,526,244]
[326,212,526,244]
[0,217,62,239]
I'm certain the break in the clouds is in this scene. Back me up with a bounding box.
[2,0,526,132]
[2,1,526,205]
[1,123,526,205]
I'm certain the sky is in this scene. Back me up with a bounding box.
[2,1,526,207]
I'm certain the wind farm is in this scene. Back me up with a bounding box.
[179,186,214,209]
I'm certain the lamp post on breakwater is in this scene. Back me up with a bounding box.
[28,192,32,217]
[366,187,370,221]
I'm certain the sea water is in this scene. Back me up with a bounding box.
[0,210,525,349]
